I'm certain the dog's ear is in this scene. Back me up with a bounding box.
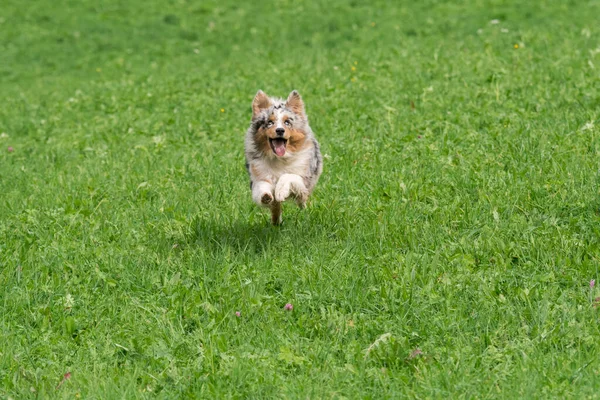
[252,90,271,118]
[285,90,305,116]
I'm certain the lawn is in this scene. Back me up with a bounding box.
[1,0,600,397]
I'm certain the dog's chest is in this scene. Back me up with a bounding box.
[251,152,310,183]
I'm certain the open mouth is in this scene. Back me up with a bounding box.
[269,138,287,157]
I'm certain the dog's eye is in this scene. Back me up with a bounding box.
[284,120,291,126]
[266,121,274,127]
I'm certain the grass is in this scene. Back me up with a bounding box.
[1,0,600,397]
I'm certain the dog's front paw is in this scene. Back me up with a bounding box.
[261,192,274,205]
[274,182,291,202]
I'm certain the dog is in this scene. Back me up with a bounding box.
[244,90,322,225]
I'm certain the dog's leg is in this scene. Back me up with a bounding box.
[270,202,282,225]
[252,181,274,207]
[275,174,308,207]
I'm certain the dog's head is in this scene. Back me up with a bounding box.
[250,90,308,158]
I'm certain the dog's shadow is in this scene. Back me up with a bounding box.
[184,216,283,256]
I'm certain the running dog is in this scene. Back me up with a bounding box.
[244,90,322,225]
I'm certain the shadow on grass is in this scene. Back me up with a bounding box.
[186,216,282,255]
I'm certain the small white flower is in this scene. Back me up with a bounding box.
[581,121,595,131]
[581,28,591,38]
[490,19,500,24]
[64,294,75,308]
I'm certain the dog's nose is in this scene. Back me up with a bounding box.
[275,128,285,136]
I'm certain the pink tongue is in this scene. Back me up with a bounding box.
[273,140,286,156]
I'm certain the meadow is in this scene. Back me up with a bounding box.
[1,0,600,397]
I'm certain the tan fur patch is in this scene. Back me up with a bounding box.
[286,128,307,152]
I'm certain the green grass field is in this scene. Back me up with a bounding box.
[2,0,600,397]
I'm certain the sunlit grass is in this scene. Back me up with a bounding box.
[1,0,600,397]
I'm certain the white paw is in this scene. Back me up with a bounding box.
[275,181,291,202]
[275,174,308,203]
[252,181,275,207]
